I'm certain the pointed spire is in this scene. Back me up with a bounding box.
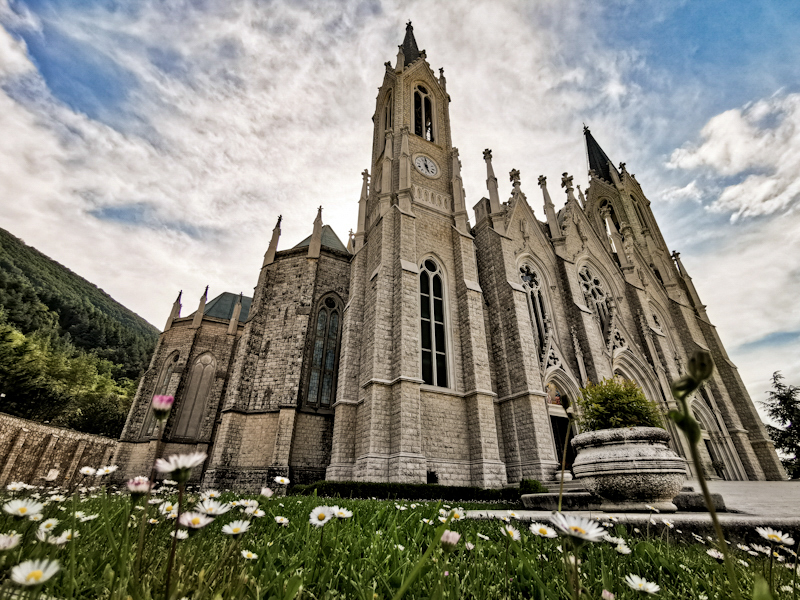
[438,67,446,92]
[583,126,619,185]
[164,290,182,331]
[227,292,243,335]
[576,184,586,208]
[508,169,525,207]
[263,215,282,267]
[539,175,560,239]
[355,170,368,251]
[561,172,577,203]
[191,286,208,329]
[308,206,323,258]
[400,21,421,66]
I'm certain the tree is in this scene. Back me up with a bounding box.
[761,372,800,479]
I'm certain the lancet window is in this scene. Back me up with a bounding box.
[141,352,178,438]
[173,352,216,439]
[420,259,447,387]
[414,85,434,142]
[578,266,612,337]
[306,296,342,408]
[383,90,393,132]
[520,264,549,360]
[631,195,649,229]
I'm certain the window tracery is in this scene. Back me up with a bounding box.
[578,266,612,337]
[414,85,434,142]
[306,296,342,408]
[420,259,447,387]
[383,90,393,132]
[520,264,549,360]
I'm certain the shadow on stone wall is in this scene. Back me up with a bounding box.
[0,413,117,488]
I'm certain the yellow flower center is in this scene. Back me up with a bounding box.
[232,527,241,533]
[317,513,326,521]
[45,523,53,529]
[569,526,587,535]
[453,513,460,519]
[538,528,548,535]
[18,508,27,515]
[768,534,781,542]
[26,570,43,582]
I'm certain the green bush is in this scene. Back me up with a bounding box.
[288,480,521,502]
[518,479,548,494]
[577,377,664,431]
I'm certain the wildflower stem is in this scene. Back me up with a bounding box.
[686,434,743,600]
[504,536,510,600]
[557,415,573,513]
[164,482,185,600]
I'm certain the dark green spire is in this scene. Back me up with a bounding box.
[584,126,618,184]
[400,21,422,66]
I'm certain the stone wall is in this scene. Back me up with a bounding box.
[0,413,117,487]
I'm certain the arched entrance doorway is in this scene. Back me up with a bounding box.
[546,379,577,471]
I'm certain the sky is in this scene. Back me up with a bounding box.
[1,0,799,417]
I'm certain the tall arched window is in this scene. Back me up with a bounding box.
[306,296,342,408]
[631,195,648,229]
[173,353,216,439]
[414,85,434,142]
[420,259,447,387]
[383,90,393,132]
[140,352,178,438]
[578,266,612,337]
[599,199,620,231]
[520,264,549,360]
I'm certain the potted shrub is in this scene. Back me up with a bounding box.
[571,378,688,512]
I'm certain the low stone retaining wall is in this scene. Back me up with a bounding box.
[0,413,117,488]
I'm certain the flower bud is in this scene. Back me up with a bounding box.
[687,351,714,383]
[152,395,174,421]
[440,529,461,552]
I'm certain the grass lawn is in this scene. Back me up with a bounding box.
[0,485,797,599]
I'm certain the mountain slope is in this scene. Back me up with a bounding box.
[0,227,158,379]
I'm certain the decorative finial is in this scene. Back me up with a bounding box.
[583,123,589,133]
[537,175,547,188]
[483,148,492,161]
[277,215,282,226]
[618,162,627,172]
[406,20,412,29]
[362,169,370,180]
[203,285,209,296]
[509,169,521,185]
[176,290,182,301]
[439,67,444,76]
[561,172,574,192]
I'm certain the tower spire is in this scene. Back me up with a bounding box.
[400,21,421,66]
[354,170,368,251]
[191,286,208,329]
[583,126,619,185]
[538,175,560,239]
[164,290,182,331]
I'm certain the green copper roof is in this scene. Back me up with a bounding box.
[584,126,618,184]
[401,22,422,66]
[292,225,350,254]
[202,292,251,322]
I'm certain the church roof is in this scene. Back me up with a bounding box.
[292,225,350,254]
[202,292,252,322]
[584,126,618,184]
[400,21,422,66]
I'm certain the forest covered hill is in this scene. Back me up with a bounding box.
[0,227,158,436]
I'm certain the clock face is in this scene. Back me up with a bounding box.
[414,155,439,177]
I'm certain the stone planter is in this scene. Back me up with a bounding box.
[571,427,687,512]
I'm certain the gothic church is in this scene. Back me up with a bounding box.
[114,24,785,488]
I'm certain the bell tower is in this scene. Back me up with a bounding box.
[327,23,506,487]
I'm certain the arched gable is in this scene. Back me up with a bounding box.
[612,348,663,407]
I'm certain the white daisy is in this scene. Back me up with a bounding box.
[10,559,60,586]
[196,499,231,516]
[180,512,214,529]
[3,499,44,518]
[48,495,66,502]
[274,476,290,485]
[644,505,660,514]
[477,533,490,541]
[79,514,99,522]
[79,467,96,476]
[0,532,21,550]
[707,548,724,561]
[244,507,265,518]
[275,516,289,526]
[500,524,520,541]
[550,513,606,543]
[334,507,353,519]
[55,530,78,543]
[756,527,795,546]
[222,520,251,536]
[170,530,188,540]
[241,550,258,560]
[159,502,177,515]
[529,522,557,538]
[309,506,334,527]
[661,519,674,529]
[751,544,771,555]
[624,574,660,594]
[155,452,207,482]
[199,489,221,500]
[450,509,465,521]
[260,487,274,498]
[95,465,118,476]
[28,514,42,522]
[39,519,59,532]
[616,544,632,555]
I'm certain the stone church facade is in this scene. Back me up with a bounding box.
[113,24,785,488]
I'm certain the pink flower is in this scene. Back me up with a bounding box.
[602,591,615,600]
[465,542,475,551]
[152,395,174,421]
[440,529,461,551]
[260,487,274,498]
[127,477,151,496]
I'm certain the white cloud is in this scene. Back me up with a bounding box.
[658,180,704,204]
[668,93,800,219]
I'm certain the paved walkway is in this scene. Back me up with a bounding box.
[465,480,800,534]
